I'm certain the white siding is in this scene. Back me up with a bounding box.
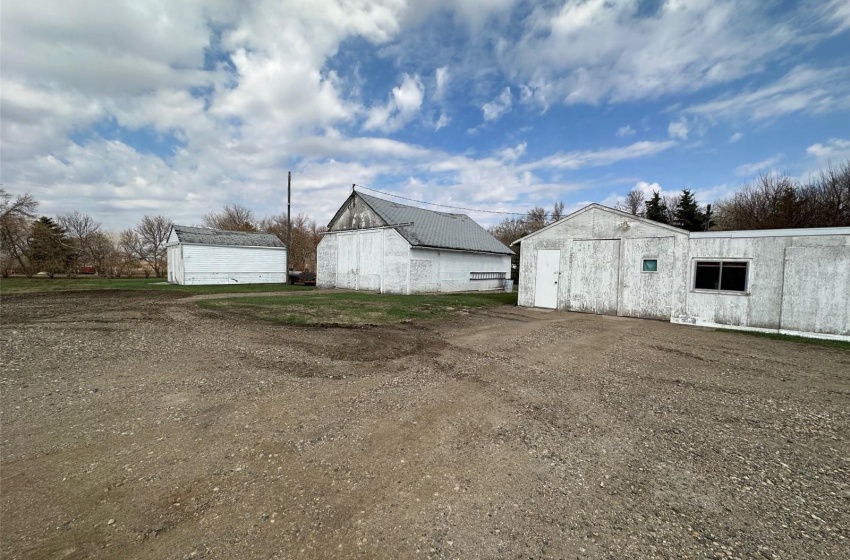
[317,228,509,294]
[381,229,410,294]
[178,244,287,285]
[677,234,850,337]
[517,207,689,314]
[318,228,411,293]
[409,249,510,293]
[316,233,338,288]
[516,206,849,338]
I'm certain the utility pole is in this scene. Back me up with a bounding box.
[287,171,292,281]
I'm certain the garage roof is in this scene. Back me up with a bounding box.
[353,192,513,255]
[171,225,286,248]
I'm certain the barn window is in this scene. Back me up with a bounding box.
[642,259,658,272]
[694,261,748,292]
[470,272,506,281]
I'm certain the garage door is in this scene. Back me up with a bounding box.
[568,239,620,315]
[336,230,384,291]
[780,246,850,335]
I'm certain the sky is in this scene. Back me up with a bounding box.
[2,0,850,232]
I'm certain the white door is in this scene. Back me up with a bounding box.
[534,249,560,308]
[336,233,358,289]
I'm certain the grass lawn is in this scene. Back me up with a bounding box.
[198,291,518,325]
[0,277,313,295]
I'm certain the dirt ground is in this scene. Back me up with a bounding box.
[1,290,848,560]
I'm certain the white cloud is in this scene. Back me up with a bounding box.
[684,65,850,122]
[497,142,527,161]
[616,125,635,137]
[667,119,689,140]
[734,155,783,176]
[364,73,425,132]
[729,132,743,143]
[806,138,850,165]
[513,0,805,105]
[434,66,449,100]
[524,140,677,171]
[482,87,512,121]
[433,112,451,131]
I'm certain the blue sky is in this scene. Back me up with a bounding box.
[2,0,849,231]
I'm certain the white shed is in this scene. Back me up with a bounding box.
[513,204,850,340]
[166,225,288,285]
[317,191,513,294]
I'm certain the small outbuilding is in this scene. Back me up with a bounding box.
[166,225,288,285]
[513,204,850,340]
[317,191,513,293]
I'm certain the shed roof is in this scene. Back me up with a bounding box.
[511,203,689,245]
[171,225,286,248]
[331,192,513,255]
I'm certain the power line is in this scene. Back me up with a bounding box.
[352,184,528,216]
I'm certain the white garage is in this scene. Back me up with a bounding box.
[513,204,850,340]
[317,191,513,294]
[166,225,288,285]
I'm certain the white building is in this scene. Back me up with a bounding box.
[317,191,513,293]
[167,225,288,285]
[513,204,850,340]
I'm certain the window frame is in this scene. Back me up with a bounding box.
[641,258,659,273]
[691,258,751,295]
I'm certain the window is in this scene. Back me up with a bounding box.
[694,261,748,292]
[470,271,506,281]
[642,259,658,272]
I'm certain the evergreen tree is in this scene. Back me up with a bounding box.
[27,216,75,277]
[674,188,706,231]
[644,191,669,224]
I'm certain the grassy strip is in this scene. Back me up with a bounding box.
[197,291,518,325]
[0,277,313,295]
[734,330,850,351]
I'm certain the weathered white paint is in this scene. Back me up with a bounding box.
[168,244,287,285]
[409,248,510,293]
[318,228,510,294]
[568,239,620,315]
[533,249,560,308]
[517,205,689,316]
[515,204,850,339]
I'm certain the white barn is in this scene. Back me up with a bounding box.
[513,204,850,340]
[167,225,288,285]
[317,192,513,293]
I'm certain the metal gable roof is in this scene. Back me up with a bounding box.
[354,192,513,255]
[510,203,689,245]
[171,225,286,248]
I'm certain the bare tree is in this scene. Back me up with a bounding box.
[0,188,39,277]
[203,204,257,231]
[617,188,646,216]
[807,161,850,227]
[258,212,325,271]
[88,231,119,277]
[714,173,806,230]
[58,211,102,275]
[135,215,172,277]
[525,207,547,231]
[662,194,679,226]
[117,229,142,277]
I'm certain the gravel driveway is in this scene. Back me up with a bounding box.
[1,290,848,559]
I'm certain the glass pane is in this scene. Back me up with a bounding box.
[720,262,748,291]
[695,261,721,289]
[642,259,658,272]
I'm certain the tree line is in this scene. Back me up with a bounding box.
[0,191,325,278]
[488,159,850,248]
